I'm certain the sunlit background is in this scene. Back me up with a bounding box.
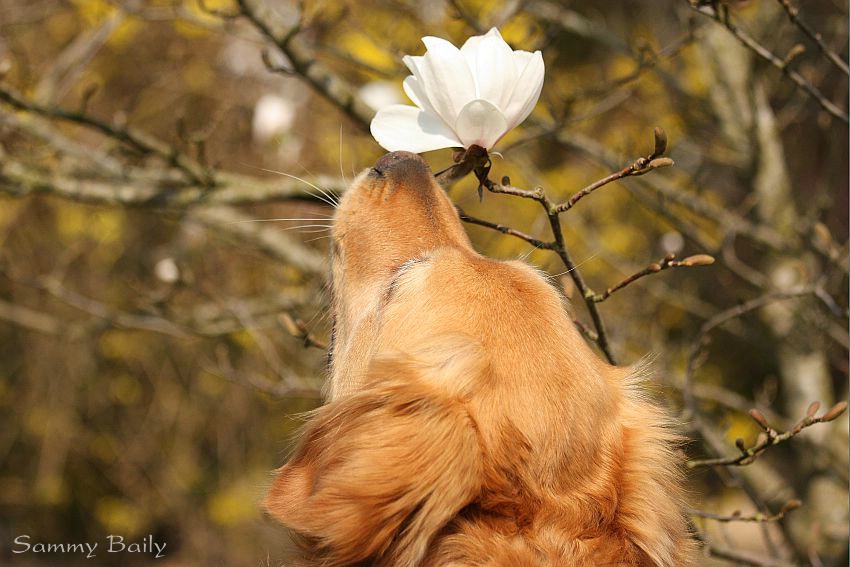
[0,0,847,564]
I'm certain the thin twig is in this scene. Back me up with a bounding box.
[683,286,817,416]
[0,84,213,183]
[687,400,848,468]
[775,0,849,76]
[553,129,788,251]
[689,2,848,124]
[705,544,796,567]
[552,155,674,213]
[472,128,675,362]
[689,499,801,523]
[591,253,714,302]
[446,0,486,33]
[0,156,344,208]
[235,0,374,131]
[457,208,555,250]
[480,174,617,363]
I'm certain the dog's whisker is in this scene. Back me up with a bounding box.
[547,253,600,279]
[339,123,349,186]
[225,218,334,224]
[303,235,333,243]
[248,164,340,207]
[517,245,541,262]
[285,227,333,234]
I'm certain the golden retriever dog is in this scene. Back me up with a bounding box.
[265,151,697,566]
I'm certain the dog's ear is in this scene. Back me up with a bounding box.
[265,358,483,567]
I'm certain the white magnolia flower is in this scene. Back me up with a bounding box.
[370,28,544,153]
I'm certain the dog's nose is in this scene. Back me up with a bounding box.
[370,151,431,182]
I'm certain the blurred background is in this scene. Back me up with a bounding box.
[0,0,847,565]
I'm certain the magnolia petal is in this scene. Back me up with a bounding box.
[402,75,444,120]
[510,50,535,75]
[460,27,502,70]
[469,34,517,109]
[402,54,423,77]
[403,55,434,105]
[417,36,477,125]
[402,56,454,129]
[370,104,462,153]
[502,50,544,129]
[455,99,508,149]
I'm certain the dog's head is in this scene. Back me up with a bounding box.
[326,151,477,399]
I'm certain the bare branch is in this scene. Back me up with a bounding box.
[207,346,321,399]
[553,128,673,214]
[478,173,617,363]
[690,499,802,523]
[683,286,818,416]
[687,400,847,468]
[3,270,314,339]
[235,0,375,131]
[704,544,796,567]
[0,84,213,183]
[0,156,345,209]
[774,0,849,76]
[591,253,715,303]
[553,129,789,251]
[689,1,848,124]
[188,207,327,275]
[0,297,86,337]
[457,208,554,250]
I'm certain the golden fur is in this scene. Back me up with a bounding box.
[265,151,697,566]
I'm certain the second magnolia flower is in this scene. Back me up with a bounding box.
[370,28,545,153]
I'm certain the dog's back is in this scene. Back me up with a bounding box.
[265,152,696,566]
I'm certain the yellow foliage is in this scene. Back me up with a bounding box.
[207,480,260,526]
[500,13,540,47]
[95,497,143,536]
[0,378,8,406]
[35,475,67,506]
[339,32,395,73]
[93,210,124,243]
[45,11,78,44]
[303,0,346,25]
[56,206,88,239]
[173,19,211,39]
[183,59,215,91]
[169,452,203,491]
[658,304,685,329]
[0,198,23,228]
[110,374,142,405]
[56,207,124,245]
[89,433,119,463]
[198,370,227,398]
[99,331,141,361]
[598,223,649,257]
[25,407,56,435]
[108,18,142,50]
[725,412,758,446]
[230,329,256,349]
[678,48,709,97]
[174,0,235,35]
[72,0,116,25]
[608,54,635,79]
[697,363,724,386]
